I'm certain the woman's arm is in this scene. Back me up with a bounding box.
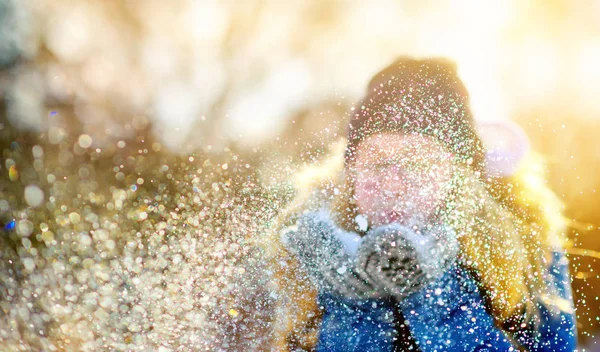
[396,263,516,352]
[395,251,577,352]
[506,251,577,352]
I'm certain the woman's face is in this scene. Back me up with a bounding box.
[353,132,455,227]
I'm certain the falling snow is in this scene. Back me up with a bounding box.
[1,1,600,351]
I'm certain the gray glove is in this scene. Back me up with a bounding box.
[282,210,459,301]
[281,210,380,299]
[357,223,459,300]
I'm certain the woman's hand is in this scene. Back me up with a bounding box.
[281,210,381,299]
[282,210,459,301]
[356,223,459,300]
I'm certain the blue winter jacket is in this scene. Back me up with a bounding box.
[316,251,577,351]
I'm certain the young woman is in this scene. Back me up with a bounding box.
[266,58,576,351]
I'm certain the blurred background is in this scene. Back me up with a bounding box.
[1,0,600,350]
